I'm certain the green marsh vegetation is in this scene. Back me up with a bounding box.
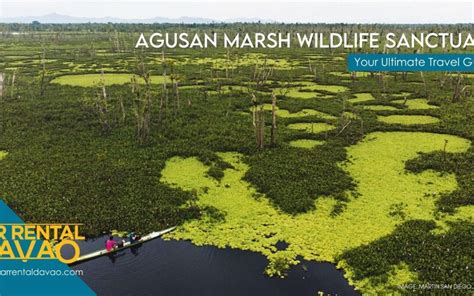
[0,23,473,294]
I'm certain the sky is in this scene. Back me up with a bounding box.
[0,0,473,23]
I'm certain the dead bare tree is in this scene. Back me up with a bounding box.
[160,51,169,121]
[250,58,273,91]
[131,58,153,144]
[169,71,181,115]
[420,71,428,95]
[118,96,126,125]
[94,71,110,134]
[0,72,4,99]
[10,69,17,99]
[452,73,469,102]
[255,105,265,149]
[251,94,257,127]
[270,93,277,146]
[174,78,180,110]
[39,45,47,97]
[225,48,232,79]
[378,72,387,93]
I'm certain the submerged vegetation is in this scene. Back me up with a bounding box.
[0,22,472,294]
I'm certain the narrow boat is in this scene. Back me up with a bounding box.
[70,226,176,265]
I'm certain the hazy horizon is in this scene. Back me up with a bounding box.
[0,1,473,24]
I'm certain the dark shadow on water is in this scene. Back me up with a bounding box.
[66,236,359,296]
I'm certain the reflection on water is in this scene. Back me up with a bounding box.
[67,235,358,296]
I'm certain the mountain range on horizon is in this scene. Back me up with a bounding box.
[0,13,274,24]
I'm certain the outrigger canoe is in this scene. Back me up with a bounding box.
[70,226,176,265]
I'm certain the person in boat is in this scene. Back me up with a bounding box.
[117,239,125,248]
[128,232,141,244]
[106,236,117,251]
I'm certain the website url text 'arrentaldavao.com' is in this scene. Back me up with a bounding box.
[0,268,83,277]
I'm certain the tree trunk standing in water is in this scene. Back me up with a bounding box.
[39,46,47,97]
[160,51,168,121]
[351,71,356,83]
[452,73,467,102]
[96,70,110,134]
[255,106,265,149]
[420,71,427,95]
[259,106,265,149]
[379,72,387,93]
[10,70,16,99]
[175,80,180,110]
[225,48,230,79]
[251,94,257,127]
[0,73,4,98]
[118,96,126,125]
[270,93,277,146]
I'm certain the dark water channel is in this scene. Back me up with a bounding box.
[66,235,358,296]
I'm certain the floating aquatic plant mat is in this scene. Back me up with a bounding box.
[287,122,336,133]
[297,82,349,93]
[363,105,399,111]
[378,115,440,125]
[0,151,7,160]
[392,98,439,110]
[51,73,170,87]
[348,93,375,103]
[273,88,331,99]
[165,53,298,70]
[161,132,471,291]
[329,72,370,78]
[251,105,336,120]
[273,82,348,99]
[390,92,412,98]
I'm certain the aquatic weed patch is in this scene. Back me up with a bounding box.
[276,109,336,119]
[392,98,439,110]
[167,53,298,70]
[250,105,336,120]
[273,87,328,99]
[51,73,170,87]
[348,93,375,103]
[161,132,470,291]
[287,122,336,133]
[362,105,399,111]
[377,115,440,125]
[0,151,7,160]
[339,220,474,294]
[299,83,349,93]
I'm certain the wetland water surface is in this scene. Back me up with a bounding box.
[68,236,358,296]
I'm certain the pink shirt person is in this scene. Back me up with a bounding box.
[106,237,117,251]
